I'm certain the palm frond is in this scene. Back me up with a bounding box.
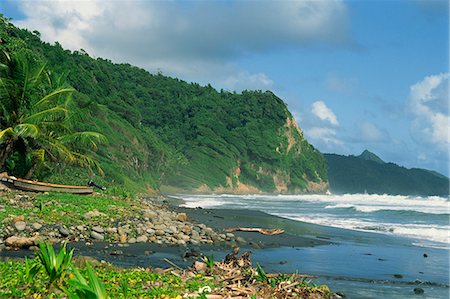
[24,106,68,124]
[58,132,108,149]
[0,127,15,141]
[14,123,39,138]
[72,152,104,176]
[35,87,74,107]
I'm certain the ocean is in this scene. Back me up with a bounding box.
[178,193,450,298]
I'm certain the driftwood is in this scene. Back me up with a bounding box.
[182,247,331,298]
[224,227,285,235]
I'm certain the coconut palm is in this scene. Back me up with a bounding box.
[0,51,106,177]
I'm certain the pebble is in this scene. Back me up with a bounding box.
[14,221,26,231]
[59,227,70,236]
[136,235,148,243]
[32,223,42,230]
[128,237,136,244]
[90,231,104,240]
[176,213,187,222]
[92,226,104,233]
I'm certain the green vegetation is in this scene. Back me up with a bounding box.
[0,15,327,193]
[0,243,218,298]
[325,150,450,196]
[0,50,106,180]
[0,192,137,239]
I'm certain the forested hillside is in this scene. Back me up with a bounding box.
[0,16,327,193]
[325,151,449,196]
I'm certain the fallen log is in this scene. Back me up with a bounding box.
[224,227,285,235]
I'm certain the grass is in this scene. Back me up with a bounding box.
[0,192,142,240]
[0,258,219,298]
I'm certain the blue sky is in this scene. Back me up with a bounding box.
[1,0,449,176]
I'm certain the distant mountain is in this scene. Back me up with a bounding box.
[324,150,449,196]
[358,150,384,164]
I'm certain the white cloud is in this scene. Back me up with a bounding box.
[304,127,344,147]
[311,101,339,126]
[410,73,449,149]
[11,0,351,91]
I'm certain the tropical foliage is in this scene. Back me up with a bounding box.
[0,15,327,192]
[0,49,106,179]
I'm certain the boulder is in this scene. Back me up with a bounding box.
[5,236,37,248]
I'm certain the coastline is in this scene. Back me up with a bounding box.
[1,192,449,298]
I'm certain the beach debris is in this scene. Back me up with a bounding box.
[183,247,329,298]
[224,227,285,235]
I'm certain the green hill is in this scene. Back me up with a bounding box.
[325,151,449,196]
[0,16,327,194]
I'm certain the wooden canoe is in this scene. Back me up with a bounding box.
[0,176,93,194]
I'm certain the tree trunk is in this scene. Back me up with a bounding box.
[0,139,14,171]
[25,159,38,179]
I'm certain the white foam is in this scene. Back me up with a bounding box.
[175,193,450,248]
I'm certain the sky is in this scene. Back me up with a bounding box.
[1,0,449,176]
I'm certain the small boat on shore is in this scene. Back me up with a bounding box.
[0,176,93,194]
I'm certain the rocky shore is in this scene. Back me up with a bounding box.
[0,192,244,252]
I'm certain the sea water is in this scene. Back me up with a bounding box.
[180,193,450,249]
[178,193,450,298]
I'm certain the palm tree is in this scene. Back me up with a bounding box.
[0,51,106,178]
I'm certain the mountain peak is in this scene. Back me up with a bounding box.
[358,150,384,164]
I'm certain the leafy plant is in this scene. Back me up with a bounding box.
[255,263,267,282]
[66,262,108,299]
[32,241,74,290]
[203,255,215,270]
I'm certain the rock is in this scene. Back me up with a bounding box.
[194,261,207,273]
[155,229,165,236]
[226,233,235,239]
[92,226,104,233]
[119,233,127,243]
[413,287,424,295]
[128,237,136,244]
[191,230,201,240]
[423,253,428,258]
[181,225,192,234]
[177,239,186,246]
[14,221,26,231]
[332,292,346,298]
[32,223,42,231]
[59,226,70,236]
[76,225,85,231]
[144,250,154,256]
[176,213,187,222]
[146,228,155,235]
[90,231,104,240]
[393,274,403,279]
[83,210,105,219]
[5,236,37,248]
[136,235,148,243]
